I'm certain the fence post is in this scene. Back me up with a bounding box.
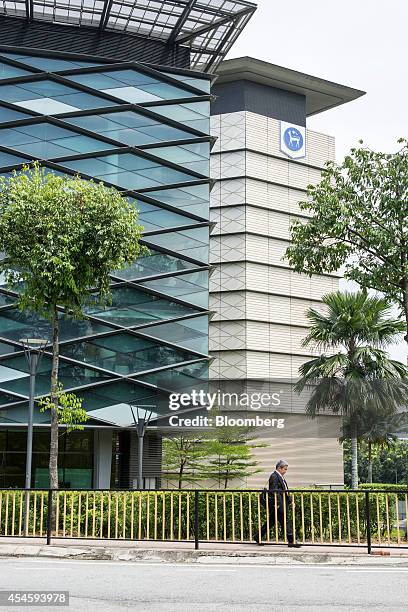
[364,491,371,555]
[194,490,199,550]
[46,489,53,546]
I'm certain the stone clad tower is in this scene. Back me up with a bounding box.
[209,57,365,487]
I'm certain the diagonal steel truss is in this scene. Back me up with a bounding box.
[0,0,256,72]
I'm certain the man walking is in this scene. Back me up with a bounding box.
[255,459,301,547]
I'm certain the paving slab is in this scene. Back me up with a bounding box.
[1,536,408,565]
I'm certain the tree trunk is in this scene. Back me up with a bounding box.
[403,281,408,366]
[49,305,59,491]
[178,463,184,490]
[367,442,373,483]
[350,418,359,490]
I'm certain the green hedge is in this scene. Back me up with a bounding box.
[359,483,408,491]
[0,489,406,543]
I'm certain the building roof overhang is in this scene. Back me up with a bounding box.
[0,0,257,73]
[215,56,365,116]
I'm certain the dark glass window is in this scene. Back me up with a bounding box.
[67,69,197,104]
[113,249,199,281]
[151,101,210,133]
[0,123,115,158]
[137,359,208,392]
[60,152,199,189]
[85,284,198,327]
[147,142,210,174]
[64,110,197,146]
[0,308,111,345]
[0,151,27,168]
[59,332,199,376]
[136,200,198,231]
[140,270,209,308]
[0,429,94,489]
[0,354,112,397]
[145,184,209,219]
[0,80,115,114]
[161,72,211,93]
[141,314,208,353]
[144,227,209,263]
[0,62,33,80]
[0,105,31,123]
[0,52,106,71]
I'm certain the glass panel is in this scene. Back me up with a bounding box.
[0,308,112,345]
[67,69,197,103]
[0,62,33,80]
[0,388,23,405]
[0,80,115,113]
[136,199,198,231]
[0,354,112,397]
[0,151,27,167]
[145,184,209,219]
[78,379,156,410]
[113,249,199,281]
[64,110,197,146]
[85,285,198,327]
[0,52,106,71]
[144,227,209,262]
[161,72,211,93]
[59,331,199,376]
[0,105,31,123]
[148,142,210,174]
[0,293,17,307]
[0,123,115,158]
[141,271,209,308]
[141,315,208,353]
[150,101,210,133]
[136,360,208,393]
[60,152,198,189]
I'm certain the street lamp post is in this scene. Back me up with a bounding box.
[129,404,155,490]
[20,338,48,534]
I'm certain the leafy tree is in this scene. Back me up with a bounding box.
[341,407,405,483]
[286,140,408,349]
[202,425,265,489]
[295,291,408,489]
[162,434,207,489]
[0,164,144,490]
[343,439,408,485]
[39,385,89,433]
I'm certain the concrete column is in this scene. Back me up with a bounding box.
[93,429,113,489]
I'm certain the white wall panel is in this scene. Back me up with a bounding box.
[246,180,310,217]
[245,112,335,168]
[210,262,246,292]
[211,262,338,298]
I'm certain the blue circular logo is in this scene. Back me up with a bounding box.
[284,127,303,151]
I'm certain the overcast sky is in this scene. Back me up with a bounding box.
[226,0,408,363]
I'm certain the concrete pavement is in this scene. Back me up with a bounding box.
[1,537,408,566]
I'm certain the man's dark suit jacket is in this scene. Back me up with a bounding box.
[268,471,290,510]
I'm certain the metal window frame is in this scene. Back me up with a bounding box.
[0,0,257,72]
[0,43,214,423]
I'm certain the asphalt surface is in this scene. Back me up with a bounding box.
[1,557,407,611]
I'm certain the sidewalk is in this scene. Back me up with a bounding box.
[1,537,408,566]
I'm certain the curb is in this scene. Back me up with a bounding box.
[1,545,408,566]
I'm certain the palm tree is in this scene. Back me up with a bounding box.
[341,407,405,483]
[295,291,408,489]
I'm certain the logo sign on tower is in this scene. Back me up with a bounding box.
[280,121,306,159]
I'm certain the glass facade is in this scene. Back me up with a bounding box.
[0,48,211,487]
[0,429,94,488]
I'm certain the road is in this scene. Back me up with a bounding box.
[0,557,407,611]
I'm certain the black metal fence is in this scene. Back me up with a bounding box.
[0,488,407,554]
